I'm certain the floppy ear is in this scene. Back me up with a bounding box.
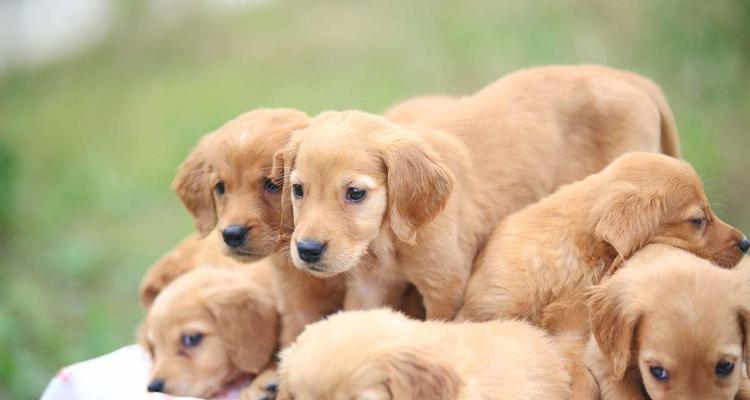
[270,138,300,240]
[381,133,455,245]
[587,281,639,380]
[172,140,216,235]
[386,349,462,400]
[207,284,279,374]
[593,182,665,261]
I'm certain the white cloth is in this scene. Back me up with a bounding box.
[41,345,247,400]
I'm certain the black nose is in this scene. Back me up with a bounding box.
[147,379,164,393]
[222,225,249,248]
[739,238,750,254]
[297,240,326,263]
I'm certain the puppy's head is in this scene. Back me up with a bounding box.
[588,245,750,400]
[271,111,453,277]
[278,309,461,400]
[592,152,747,268]
[173,108,308,261]
[141,267,278,398]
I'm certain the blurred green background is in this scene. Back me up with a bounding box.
[1,0,748,398]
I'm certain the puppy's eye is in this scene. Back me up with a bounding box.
[181,333,203,348]
[347,187,367,202]
[689,216,706,228]
[264,178,281,193]
[715,361,734,378]
[214,181,225,195]
[292,184,304,198]
[649,366,669,381]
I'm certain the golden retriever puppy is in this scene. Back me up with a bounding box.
[272,65,682,321]
[382,95,456,124]
[277,309,571,400]
[140,263,278,398]
[139,231,246,308]
[585,244,750,400]
[458,152,748,327]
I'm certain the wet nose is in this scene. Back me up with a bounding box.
[739,238,750,254]
[147,379,165,393]
[222,225,249,248]
[296,240,326,263]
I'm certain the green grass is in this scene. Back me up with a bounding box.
[1,1,748,398]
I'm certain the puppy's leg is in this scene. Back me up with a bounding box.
[240,363,278,400]
[404,247,470,320]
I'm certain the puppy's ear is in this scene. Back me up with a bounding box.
[593,182,665,260]
[172,139,216,235]
[587,282,639,380]
[271,137,301,239]
[381,133,455,245]
[207,284,279,374]
[739,307,750,379]
[386,349,462,400]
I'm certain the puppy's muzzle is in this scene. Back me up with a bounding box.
[222,225,249,248]
[147,379,165,393]
[296,239,326,263]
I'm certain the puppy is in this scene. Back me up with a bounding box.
[458,152,748,326]
[382,95,456,124]
[586,244,750,400]
[277,309,571,400]
[273,65,681,321]
[140,231,246,308]
[140,264,278,398]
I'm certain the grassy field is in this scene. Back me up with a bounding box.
[1,1,748,398]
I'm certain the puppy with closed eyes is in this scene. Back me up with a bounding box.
[277,309,571,400]
[586,244,750,400]
[140,263,278,399]
[272,65,681,323]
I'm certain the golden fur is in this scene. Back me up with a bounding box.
[459,152,747,326]
[140,263,278,398]
[277,309,571,400]
[272,65,681,323]
[585,244,750,400]
[139,231,246,308]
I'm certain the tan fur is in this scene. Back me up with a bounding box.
[277,309,570,400]
[585,245,750,400]
[140,264,278,398]
[139,231,246,308]
[382,95,456,125]
[273,65,682,322]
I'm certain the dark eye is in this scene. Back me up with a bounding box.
[716,361,734,378]
[181,333,203,348]
[264,178,281,193]
[649,366,669,381]
[214,181,225,195]
[292,184,304,198]
[346,187,367,202]
[689,216,706,228]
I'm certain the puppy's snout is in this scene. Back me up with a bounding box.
[739,237,750,254]
[296,239,326,263]
[147,379,165,393]
[222,225,249,248]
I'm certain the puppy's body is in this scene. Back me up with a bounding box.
[141,263,278,398]
[585,245,750,400]
[459,152,747,327]
[277,65,682,322]
[278,309,570,400]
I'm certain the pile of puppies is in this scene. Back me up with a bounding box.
[137,65,750,400]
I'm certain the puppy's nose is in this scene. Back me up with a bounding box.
[739,238,750,254]
[296,239,326,263]
[222,225,249,248]
[147,379,165,393]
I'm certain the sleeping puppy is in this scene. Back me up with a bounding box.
[140,264,278,399]
[458,152,748,326]
[140,231,246,308]
[277,309,571,400]
[272,65,681,321]
[586,244,750,400]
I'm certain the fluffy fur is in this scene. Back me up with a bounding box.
[273,65,681,322]
[585,244,750,400]
[277,309,571,400]
[140,264,278,399]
